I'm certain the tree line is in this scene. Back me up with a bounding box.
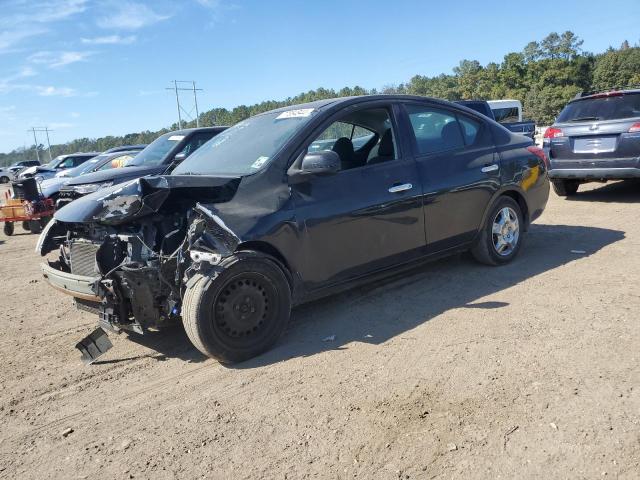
[2,31,639,166]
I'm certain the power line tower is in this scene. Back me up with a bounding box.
[166,80,203,129]
[28,127,53,162]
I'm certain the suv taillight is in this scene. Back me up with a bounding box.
[543,127,563,139]
[629,122,640,133]
[527,146,549,169]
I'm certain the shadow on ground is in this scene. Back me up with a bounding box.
[105,223,624,367]
[566,179,640,204]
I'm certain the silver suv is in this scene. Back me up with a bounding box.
[544,88,640,196]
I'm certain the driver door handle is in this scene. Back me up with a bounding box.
[388,183,413,193]
[481,164,499,173]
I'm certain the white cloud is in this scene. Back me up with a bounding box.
[81,34,137,45]
[29,51,93,68]
[70,112,80,118]
[36,86,77,97]
[0,1,87,53]
[97,2,170,30]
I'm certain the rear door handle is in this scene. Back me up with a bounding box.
[481,164,499,173]
[388,183,413,193]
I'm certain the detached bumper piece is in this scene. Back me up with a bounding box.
[76,327,113,365]
[41,262,100,301]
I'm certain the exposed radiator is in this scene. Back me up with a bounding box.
[69,241,100,277]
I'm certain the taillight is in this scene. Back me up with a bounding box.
[527,146,549,169]
[629,122,640,133]
[543,127,563,139]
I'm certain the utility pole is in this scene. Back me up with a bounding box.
[31,128,40,163]
[29,127,53,162]
[166,80,203,128]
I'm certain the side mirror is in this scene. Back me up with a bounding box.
[301,150,340,174]
[288,150,340,184]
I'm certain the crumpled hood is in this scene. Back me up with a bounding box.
[54,174,241,225]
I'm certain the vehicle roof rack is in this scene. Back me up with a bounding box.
[574,84,640,99]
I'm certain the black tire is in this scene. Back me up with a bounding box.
[3,222,14,236]
[182,252,292,363]
[471,196,524,266]
[22,221,30,231]
[28,219,42,234]
[0,176,9,184]
[40,216,52,228]
[552,179,579,197]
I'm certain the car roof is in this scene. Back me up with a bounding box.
[167,126,229,136]
[262,95,464,116]
[572,88,640,103]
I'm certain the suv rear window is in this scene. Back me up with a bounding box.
[557,93,640,122]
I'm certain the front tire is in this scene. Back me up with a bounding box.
[0,176,9,184]
[471,196,524,266]
[552,179,579,196]
[182,252,292,363]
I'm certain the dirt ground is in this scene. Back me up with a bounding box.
[0,181,638,479]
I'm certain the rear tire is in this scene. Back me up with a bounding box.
[22,221,30,231]
[182,252,292,363]
[0,176,9,184]
[28,219,42,234]
[3,222,14,236]
[552,179,579,196]
[471,196,524,266]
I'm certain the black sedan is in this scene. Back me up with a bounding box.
[38,95,549,363]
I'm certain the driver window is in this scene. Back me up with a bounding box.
[308,108,398,171]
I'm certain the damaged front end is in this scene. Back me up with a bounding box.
[39,175,241,340]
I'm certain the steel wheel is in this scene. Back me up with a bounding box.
[492,207,520,256]
[213,273,274,340]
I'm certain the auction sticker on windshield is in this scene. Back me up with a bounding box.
[250,156,269,169]
[276,108,314,119]
[168,135,185,141]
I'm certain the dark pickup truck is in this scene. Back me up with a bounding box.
[456,100,536,140]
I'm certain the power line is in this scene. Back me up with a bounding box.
[166,80,203,129]
[28,127,53,162]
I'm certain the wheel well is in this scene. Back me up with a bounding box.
[500,190,530,229]
[236,241,293,289]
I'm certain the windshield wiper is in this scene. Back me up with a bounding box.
[567,116,600,122]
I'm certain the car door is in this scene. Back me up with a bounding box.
[291,102,426,291]
[401,102,500,252]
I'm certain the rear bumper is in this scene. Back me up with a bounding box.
[41,262,101,302]
[548,167,640,180]
[547,155,640,180]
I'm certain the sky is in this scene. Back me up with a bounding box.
[1,0,639,153]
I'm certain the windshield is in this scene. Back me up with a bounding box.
[58,155,106,178]
[172,109,317,176]
[557,93,640,122]
[43,156,65,169]
[127,133,183,166]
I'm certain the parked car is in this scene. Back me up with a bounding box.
[55,127,227,207]
[544,88,640,196]
[457,99,536,140]
[19,153,99,181]
[40,151,139,204]
[38,95,549,363]
[0,160,40,183]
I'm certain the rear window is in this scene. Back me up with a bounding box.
[492,107,519,123]
[557,93,640,122]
